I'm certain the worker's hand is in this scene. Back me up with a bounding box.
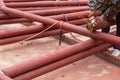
[99,15,108,24]
[86,16,97,32]
[100,14,115,23]
[88,11,96,18]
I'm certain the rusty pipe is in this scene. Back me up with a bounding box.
[5,0,88,7]
[2,7,120,46]
[13,43,111,80]
[2,39,102,77]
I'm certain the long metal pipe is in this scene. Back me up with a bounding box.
[4,0,36,2]
[0,11,93,39]
[0,6,89,19]
[0,20,89,45]
[2,39,102,77]
[14,6,89,11]
[0,10,92,25]
[0,24,45,39]
[0,29,66,45]
[0,74,13,80]
[5,0,88,7]
[0,17,89,25]
[0,14,89,39]
[27,6,89,16]
[2,7,120,46]
[0,9,98,23]
[0,18,89,40]
[13,43,111,80]
[48,10,91,21]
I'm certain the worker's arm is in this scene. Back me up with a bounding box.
[88,0,107,11]
[103,1,120,20]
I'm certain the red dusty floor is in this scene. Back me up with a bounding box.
[0,24,119,80]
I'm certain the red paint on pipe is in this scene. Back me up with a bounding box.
[0,24,46,39]
[68,18,89,25]
[0,10,92,24]
[2,39,102,77]
[0,11,92,39]
[13,43,111,80]
[0,18,88,41]
[49,10,91,21]
[0,11,95,39]
[0,74,13,80]
[5,0,88,7]
[15,6,88,11]
[2,7,120,46]
[0,29,66,45]
[0,17,89,25]
[0,7,90,19]
[5,0,36,2]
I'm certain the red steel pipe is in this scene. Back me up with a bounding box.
[27,6,89,16]
[0,74,13,80]
[0,24,46,39]
[5,0,36,2]
[2,7,120,46]
[14,6,89,11]
[68,18,89,25]
[48,10,91,21]
[0,17,89,25]
[2,39,102,77]
[0,11,93,39]
[0,10,97,24]
[0,7,90,20]
[0,16,89,24]
[5,0,88,7]
[13,43,111,80]
[0,10,92,24]
[0,11,90,38]
[0,29,66,45]
[0,0,5,7]
[14,7,57,11]
[0,18,89,39]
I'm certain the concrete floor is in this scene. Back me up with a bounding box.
[0,24,119,80]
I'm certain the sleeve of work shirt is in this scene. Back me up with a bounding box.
[103,1,120,20]
[88,0,97,11]
[88,0,103,11]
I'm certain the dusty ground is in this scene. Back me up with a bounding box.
[0,24,119,80]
